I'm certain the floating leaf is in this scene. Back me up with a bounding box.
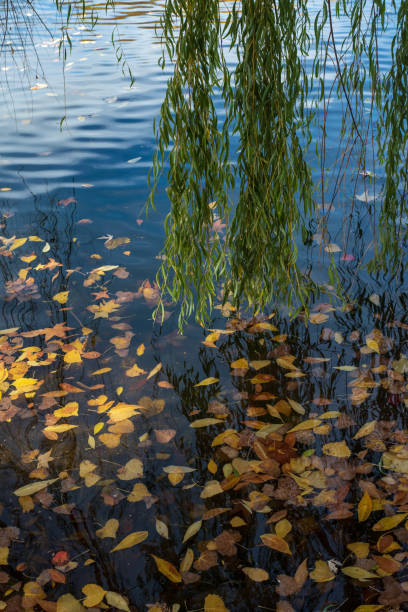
[14,478,58,497]
[354,421,377,440]
[105,592,130,611]
[111,531,148,552]
[358,491,373,522]
[204,594,230,612]
[183,520,202,543]
[242,567,269,582]
[260,534,291,555]
[57,593,85,611]
[151,555,182,583]
[96,519,119,539]
[231,358,249,369]
[155,519,169,539]
[201,480,223,498]
[146,362,162,380]
[53,291,69,304]
[309,560,335,582]
[322,440,351,458]
[82,584,106,607]
[324,243,341,253]
[341,566,378,581]
[43,424,78,433]
[118,458,143,480]
[190,418,223,428]
[372,513,408,531]
[347,542,370,559]
[288,419,321,433]
[194,377,219,387]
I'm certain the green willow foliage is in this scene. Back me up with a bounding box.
[146,0,405,327]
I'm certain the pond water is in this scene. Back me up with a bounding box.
[0,1,408,611]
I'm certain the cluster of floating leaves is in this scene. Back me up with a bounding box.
[1,224,408,611]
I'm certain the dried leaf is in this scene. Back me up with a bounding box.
[341,566,378,580]
[183,520,202,543]
[110,531,148,552]
[260,534,291,555]
[151,555,182,583]
[242,567,269,582]
[82,584,106,607]
[322,440,351,458]
[194,377,219,387]
[204,594,230,612]
[372,513,408,531]
[14,478,58,497]
[358,491,373,522]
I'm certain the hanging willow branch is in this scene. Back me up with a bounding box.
[149,0,405,329]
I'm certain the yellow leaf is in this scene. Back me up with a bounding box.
[341,566,378,581]
[99,433,121,448]
[64,350,82,364]
[182,520,202,543]
[275,519,292,539]
[111,531,148,552]
[151,555,182,583]
[208,459,218,474]
[54,401,78,418]
[57,593,86,611]
[136,343,145,356]
[372,513,408,531]
[155,519,169,539]
[248,322,278,332]
[347,542,370,559]
[43,424,78,433]
[358,491,373,522]
[202,331,220,347]
[322,440,351,458]
[260,534,291,555]
[94,422,104,435]
[126,363,146,377]
[117,458,143,480]
[53,291,69,305]
[128,482,151,502]
[146,362,162,380]
[190,418,223,428]
[287,398,305,415]
[288,419,322,433]
[10,237,27,251]
[249,360,271,370]
[204,594,230,612]
[82,584,106,608]
[366,338,380,353]
[200,480,223,498]
[0,547,9,565]
[91,367,111,375]
[108,403,139,423]
[194,377,219,387]
[96,519,119,539]
[242,567,269,582]
[310,560,335,582]
[230,358,249,369]
[14,478,58,497]
[354,421,377,440]
[105,592,130,612]
[180,548,194,572]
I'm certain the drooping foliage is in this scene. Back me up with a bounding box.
[149,0,408,328]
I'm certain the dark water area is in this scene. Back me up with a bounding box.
[0,1,407,611]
